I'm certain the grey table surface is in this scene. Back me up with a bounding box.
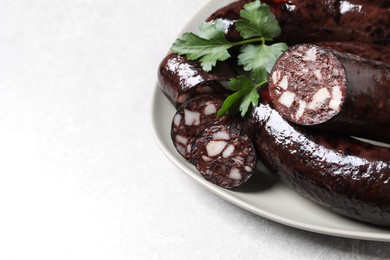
[0,0,389,259]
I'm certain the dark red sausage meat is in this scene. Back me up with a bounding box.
[191,125,256,189]
[244,90,390,226]
[268,44,390,142]
[170,96,255,189]
[171,95,240,160]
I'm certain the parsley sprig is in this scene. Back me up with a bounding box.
[170,0,288,117]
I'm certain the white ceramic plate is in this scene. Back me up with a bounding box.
[151,0,390,242]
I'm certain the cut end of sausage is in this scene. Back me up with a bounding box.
[171,95,241,160]
[269,44,347,125]
[191,125,256,189]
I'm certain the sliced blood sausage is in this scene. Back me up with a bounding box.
[244,89,390,226]
[269,44,390,143]
[158,53,237,107]
[171,95,240,159]
[206,0,390,45]
[191,125,256,189]
[316,41,390,65]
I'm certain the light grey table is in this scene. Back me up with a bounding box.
[0,0,389,259]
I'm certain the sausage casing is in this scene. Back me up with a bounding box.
[244,89,390,226]
[158,53,236,107]
[206,0,390,44]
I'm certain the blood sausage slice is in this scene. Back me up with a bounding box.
[191,125,256,189]
[269,44,390,142]
[171,95,240,159]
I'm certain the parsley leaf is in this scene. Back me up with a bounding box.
[170,0,288,117]
[236,0,281,40]
[217,76,260,117]
[170,20,233,72]
[238,42,288,82]
[240,86,260,117]
[216,91,242,117]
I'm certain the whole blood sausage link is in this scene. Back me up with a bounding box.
[244,90,390,226]
[207,0,390,44]
[268,44,390,143]
[191,125,256,189]
[262,0,390,44]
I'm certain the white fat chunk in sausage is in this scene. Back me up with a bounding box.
[184,109,201,126]
[278,76,288,90]
[222,144,235,158]
[272,70,281,85]
[307,88,331,110]
[278,91,295,108]
[228,168,242,180]
[212,131,229,140]
[244,166,252,172]
[177,93,189,104]
[206,140,227,157]
[295,100,307,121]
[302,47,317,62]
[233,156,244,165]
[175,135,188,145]
[329,86,343,111]
[313,70,322,81]
[301,67,309,73]
[296,45,305,53]
[204,103,217,115]
[173,114,182,127]
[176,144,186,157]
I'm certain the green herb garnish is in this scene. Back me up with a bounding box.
[171,20,234,72]
[170,0,288,117]
[216,75,266,117]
